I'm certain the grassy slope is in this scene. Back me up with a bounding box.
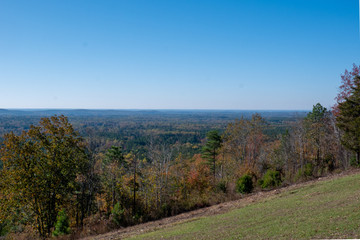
[128,173,360,239]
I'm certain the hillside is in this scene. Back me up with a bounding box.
[84,170,360,240]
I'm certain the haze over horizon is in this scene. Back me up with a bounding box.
[1,108,310,111]
[1,0,359,110]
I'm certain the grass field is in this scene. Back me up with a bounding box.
[127,173,360,239]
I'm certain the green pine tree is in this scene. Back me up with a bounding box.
[52,210,70,237]
[337,76,360,165]
[202,130,222,181]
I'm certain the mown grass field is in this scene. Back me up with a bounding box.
[127,173,360,239]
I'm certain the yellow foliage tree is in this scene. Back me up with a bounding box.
[0,115,88,237]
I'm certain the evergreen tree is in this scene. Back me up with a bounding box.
[304,103,329,166]
[104,146,126,167]
[337,76,360,165]
[202,130,222,181]
[52,210,70,236]
[306,103,327,122]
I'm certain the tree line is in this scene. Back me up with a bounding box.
[1,65,360,239]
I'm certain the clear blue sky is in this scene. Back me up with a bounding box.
[1,0,359,110]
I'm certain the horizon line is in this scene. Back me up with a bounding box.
[1,108,310,112]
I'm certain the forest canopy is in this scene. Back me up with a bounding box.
[1,65,360,238]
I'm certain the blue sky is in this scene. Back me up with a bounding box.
[0,0,359,110]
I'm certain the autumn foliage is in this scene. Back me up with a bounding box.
[0,115,89,237]
[333,64,360,116]
[1,64,360,238]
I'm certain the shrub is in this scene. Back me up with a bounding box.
[350,156,360,167]
[260,170,282,189]
[304,163,313,177]
[236,174,253,194]
[52,210,70,237]
[324,154,335,172]
[217,181,227,193]
[294,163,314,181]
[0,220,9,236]
[111,202,125,227]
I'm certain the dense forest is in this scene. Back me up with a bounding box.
[1,65,360,239]
[0,110,305,159]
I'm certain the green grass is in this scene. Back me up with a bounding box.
[128,174,360,239]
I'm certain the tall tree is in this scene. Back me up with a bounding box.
[303,103,329,168]
[147,139,174,215]
[124,152,139,216]
[337,76,360,165]
[0,115,88,237]
[333,64,360,115]
[223,114,266,176]
[102,146,126,209]
[75,145,100,227]
[202,130,222,181]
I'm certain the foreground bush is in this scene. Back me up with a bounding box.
[236,174,253,194]
[217,181,227,193]
[52,210,70,237]
[260,170,282,189]
[295,163,314,181]
[111,202,125,227]
[0,220,9,236]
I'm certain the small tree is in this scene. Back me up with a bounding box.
[260,170,282,189]
[111,202,125,227]
[52,210,70,237]
[236,174,253,194]
[202,130,222,181]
